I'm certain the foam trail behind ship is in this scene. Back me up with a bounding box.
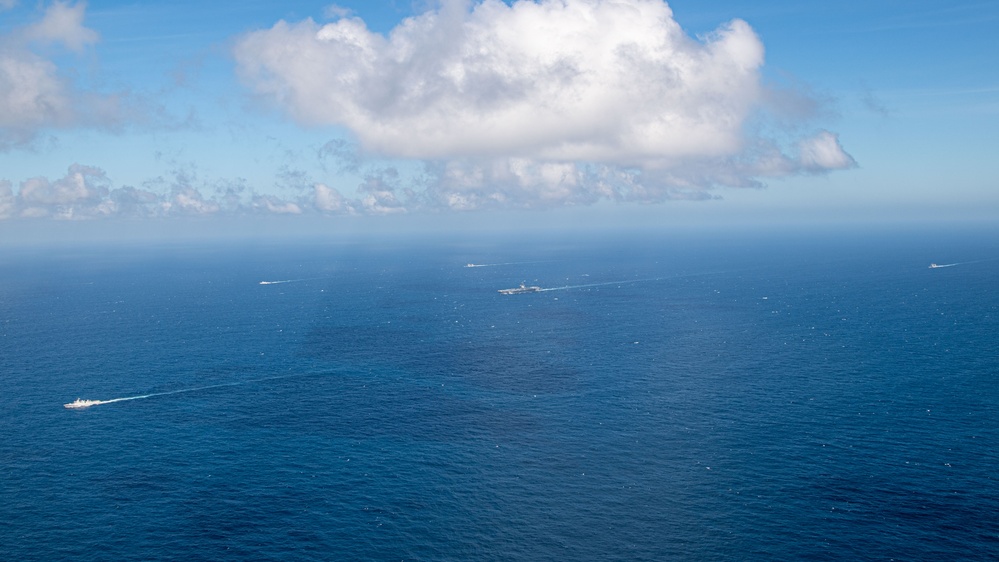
[466,260,554,268]
[66,372,325,409]
[259,277,325,285]
[952,257,999,267]
[542,277,664,291]
[542,269,740,292]
[929,257,999,269]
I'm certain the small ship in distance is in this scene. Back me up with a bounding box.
[498,283,542,295]
[929,263,956,269]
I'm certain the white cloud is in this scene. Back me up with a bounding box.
[234,0,856,209]
[0,180,14,218]
[18,164,104,205]
[797,130,856,172]
[253,194,302,214]
[108,185,159,217]
[0,48,75,147]
[14,164,110,218]
[420,158,612,210]
[356,173,407,215]
[0,165,363,220]
[0,2,144,151]
[22,1,99,53]
[312,182,354,214]
[322,4,353,20]
[235,0,762,164]
[176,189,220,214]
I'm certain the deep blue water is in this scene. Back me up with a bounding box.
[2,227,998,560]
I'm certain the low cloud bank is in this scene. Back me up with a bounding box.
[0,164,405,220]
[234,0,855,209]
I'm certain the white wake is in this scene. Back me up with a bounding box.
[64,372,323,409]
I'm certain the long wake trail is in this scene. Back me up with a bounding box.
[930,257,999,269]
[541,267,749,292]
[465,260,554,268]
[64,372,323,409]
[259,277,327,285]
[541,277,665,291]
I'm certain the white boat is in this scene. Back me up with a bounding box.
[64,398,101,409]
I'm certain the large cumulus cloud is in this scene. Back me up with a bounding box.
[234,0,855,209]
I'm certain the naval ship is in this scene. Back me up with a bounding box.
[64,398,102,409]
[498,283,542,295]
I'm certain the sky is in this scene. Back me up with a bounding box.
[0,0,997,237]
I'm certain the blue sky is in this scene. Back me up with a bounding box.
[0,0,996,231]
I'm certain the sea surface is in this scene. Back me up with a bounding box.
[2,226,997,560]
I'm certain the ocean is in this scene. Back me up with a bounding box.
[2,226,997,560]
